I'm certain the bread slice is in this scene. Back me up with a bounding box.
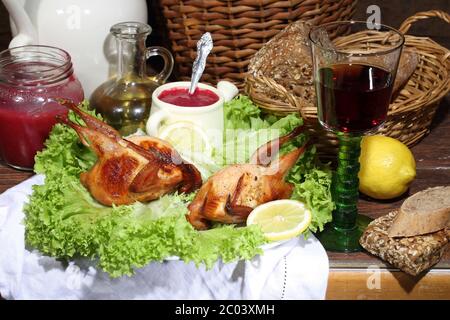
[360,211,449,276]
[388,186,450,237]
[392,49,419,97]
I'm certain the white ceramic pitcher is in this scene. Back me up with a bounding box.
[2,0,148,98]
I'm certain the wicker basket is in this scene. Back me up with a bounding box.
[158,0,357,87]
[245,11,450,158]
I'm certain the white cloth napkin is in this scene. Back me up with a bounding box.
[0,175,329,300]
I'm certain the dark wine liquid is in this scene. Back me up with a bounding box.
[316,63,394,133]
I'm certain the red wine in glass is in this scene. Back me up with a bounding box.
[316,63,394,133]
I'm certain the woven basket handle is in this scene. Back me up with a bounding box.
[399,10,450,34]
[399,10,450,62]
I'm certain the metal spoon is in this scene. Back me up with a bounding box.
[189,32,213,95]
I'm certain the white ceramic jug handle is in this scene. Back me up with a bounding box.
[2,0,38,47]
[146,110,169,136]
[216,80,239,102]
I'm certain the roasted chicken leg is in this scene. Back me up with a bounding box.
[187,126,310,230]
[57,99,202,206]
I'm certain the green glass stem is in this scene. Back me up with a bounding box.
[333,134,361,229]
[317,133,372,252]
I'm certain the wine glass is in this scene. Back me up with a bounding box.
[309,21,405,252]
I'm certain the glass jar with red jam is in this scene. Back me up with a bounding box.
[0,45,84,170]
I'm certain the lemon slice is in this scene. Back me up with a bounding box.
[247,200,312,241]
[159,121,212,157]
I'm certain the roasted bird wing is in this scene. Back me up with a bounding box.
[187,126,309,230]
[57,99,202,206]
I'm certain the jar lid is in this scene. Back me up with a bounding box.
[0,45,73,86]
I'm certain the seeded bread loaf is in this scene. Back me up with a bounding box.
[360,211,449,276]
[247,20,315,110]
[388,186,450,237]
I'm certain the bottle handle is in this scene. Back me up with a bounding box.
[146,109,169,136]
[146,46,174,84]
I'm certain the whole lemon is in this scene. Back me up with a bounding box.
[358,135,416,200]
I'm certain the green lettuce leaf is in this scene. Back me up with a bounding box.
[285,145,334,233]
[224,95,266,130]
[219,95,304,165]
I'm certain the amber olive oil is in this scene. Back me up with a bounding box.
[90,75,158,136]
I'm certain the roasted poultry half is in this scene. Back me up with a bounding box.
[187,126,310,230]
[57,99,202,206]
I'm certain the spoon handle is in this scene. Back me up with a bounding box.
[189,32,213,95]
